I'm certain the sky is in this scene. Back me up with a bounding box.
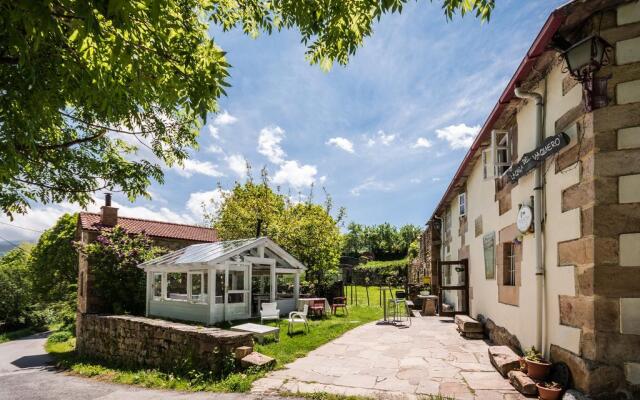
[0,0,568,246]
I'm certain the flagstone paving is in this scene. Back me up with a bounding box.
[252,316,526,399]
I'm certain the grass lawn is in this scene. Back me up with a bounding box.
[47,302,382,393]
[0,327,39,344]
[342,285,404,309]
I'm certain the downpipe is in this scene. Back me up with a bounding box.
[514,86,545,354]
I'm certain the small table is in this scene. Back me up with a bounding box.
[297,298,330,314]
[231,323,280,344]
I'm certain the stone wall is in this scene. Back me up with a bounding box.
[552,4,640,399]
[76,314,253,375]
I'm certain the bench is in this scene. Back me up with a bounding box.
[454,315,484,339]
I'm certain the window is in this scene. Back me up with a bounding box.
[492,130,512,176]
[458,192,467,217]
[276,273,295,299]
[189,271,208,303]
[482,149,494,180]
[503,243,516,286]
[166,272,188,301]
[215,270,225,304]
[152,272,162,300]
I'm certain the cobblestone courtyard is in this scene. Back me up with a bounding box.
[252,316,525,399]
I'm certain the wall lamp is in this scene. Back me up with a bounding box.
[561,34,613,111]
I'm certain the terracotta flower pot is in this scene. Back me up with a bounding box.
[525,358,551,380]
[536,383,563,400]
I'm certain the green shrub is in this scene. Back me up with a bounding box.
[48,330,73,344]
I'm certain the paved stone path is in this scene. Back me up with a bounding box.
[0,332,286,400]
[252,316,526,399]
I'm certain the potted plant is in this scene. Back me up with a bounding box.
[524,347,551,379]
[536,381,563,400]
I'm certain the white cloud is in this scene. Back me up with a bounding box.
[326,137,355,153]
[436,123,480,149]
[272,160,317,188]
[186,189,229,221]
[350,178,394,196]
[0,194,201,244]
[412,137,432,149]
[432,177,441,182]
[175,159,224,178]
[319,175,327,184]
[226,154,248,179]
[366,130,397,147]
[378,131,396,146]
[205,144,224,154]
[410,178,421,183]
[213,110,238,126]
[258,126,287,164]
[207,125,220,140]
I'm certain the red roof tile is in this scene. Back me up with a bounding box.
[79,212,217,243]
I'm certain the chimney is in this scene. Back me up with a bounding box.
[100,193,118,227]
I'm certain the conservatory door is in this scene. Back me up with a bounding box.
[225,262,250,319]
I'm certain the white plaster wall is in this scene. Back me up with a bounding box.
[444,61,582,356]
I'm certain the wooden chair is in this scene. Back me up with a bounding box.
[287,304,309,334]
[331,297,348,316]
[309,299,325,318]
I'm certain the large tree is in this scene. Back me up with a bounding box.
[29,213,78,303]
[0,0,493,216]
[206,176,343,285]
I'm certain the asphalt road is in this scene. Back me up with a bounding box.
[0,332,282,400]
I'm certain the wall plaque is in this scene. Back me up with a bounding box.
[483,232,495,279]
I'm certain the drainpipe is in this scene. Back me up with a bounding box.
[514,86,544,353]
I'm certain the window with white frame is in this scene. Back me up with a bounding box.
[166,272,188,301]
[189,271,208,303]
[276,273,295,299]
[152,272,162,300]
[482,149,494,180]
[492,130,512,176]
[503,243,516,286]
[458,192,467,217]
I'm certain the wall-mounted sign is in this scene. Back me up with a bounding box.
[507,132,570,183]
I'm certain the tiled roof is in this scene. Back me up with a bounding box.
[79,212,217,243]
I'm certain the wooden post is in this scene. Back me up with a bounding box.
[365,283,370,306]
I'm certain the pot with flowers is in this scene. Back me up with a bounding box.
[536,381,563,400]
[524,347,551,380]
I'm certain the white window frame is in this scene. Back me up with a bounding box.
[188,271,207,304]
[152,272,162,300]
[492,129,512,176]
[458,192,467,217]
[165,272,188,302]
[482,148,494,180]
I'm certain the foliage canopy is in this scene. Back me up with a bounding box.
[206,174,343,285]
[29,213,79,303]
[343,222,421,260]
[78,226,167,315]
[1,0,494,216]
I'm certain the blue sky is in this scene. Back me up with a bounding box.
[1,0,568,243]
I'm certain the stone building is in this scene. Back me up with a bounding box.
[421,0,640,398]
[76,194,218,315]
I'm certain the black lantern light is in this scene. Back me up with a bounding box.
[561,34,613,111]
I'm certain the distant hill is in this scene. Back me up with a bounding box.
[0,242,21,256]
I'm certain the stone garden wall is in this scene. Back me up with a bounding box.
[76,314,253,375]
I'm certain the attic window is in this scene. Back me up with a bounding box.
[459,192,467,217]
[492,130,512,176]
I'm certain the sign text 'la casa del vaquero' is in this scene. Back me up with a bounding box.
[507,132,571,183]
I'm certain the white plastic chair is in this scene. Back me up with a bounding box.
[260,302,280,324]
[287,304,309,334]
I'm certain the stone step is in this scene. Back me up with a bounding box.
[455,315,483,333]
[235,345,254,360]
[241,351,276,369]
[488,345,521,377]
[508,370,538,396]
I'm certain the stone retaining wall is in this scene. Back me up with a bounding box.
[76,314,253,375]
